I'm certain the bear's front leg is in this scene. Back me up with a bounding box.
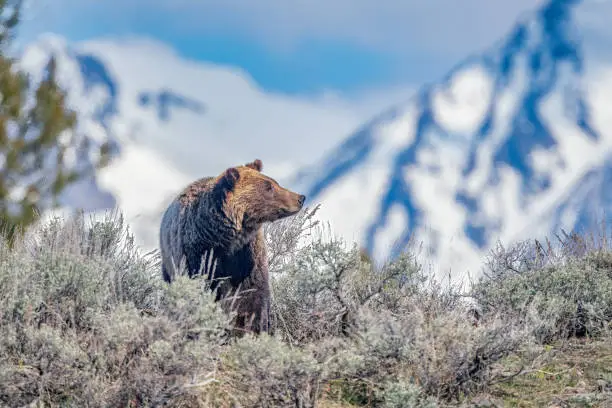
[226,231,272,335]
[233,287,270,335]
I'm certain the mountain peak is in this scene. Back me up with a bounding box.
[295,0,612,279]
[138,89,206,121]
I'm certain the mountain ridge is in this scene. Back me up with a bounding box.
[292,0,612,277]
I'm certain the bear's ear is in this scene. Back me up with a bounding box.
[216,167,240,192]
[245,159,263,172]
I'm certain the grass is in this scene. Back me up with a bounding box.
[317,338,612,408]
[487,337,612,407]
[0,208,610,407]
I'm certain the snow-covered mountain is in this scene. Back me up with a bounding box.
[16,34,407,251]
[292,0,612,278]
[14,0,612,282]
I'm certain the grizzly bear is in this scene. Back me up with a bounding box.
[159,159,305,335]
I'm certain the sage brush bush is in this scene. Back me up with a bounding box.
[314,303,532,403]
[265,210,535,404]
[472,233,612,343]
[271,237,429,344]
[267,207,428,344]
[5,207,604,407]
[218,335,321,407]
[0,211,231,407]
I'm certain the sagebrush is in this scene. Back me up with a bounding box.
[0,209,610,407]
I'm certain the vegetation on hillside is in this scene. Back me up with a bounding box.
[0,208,609,407]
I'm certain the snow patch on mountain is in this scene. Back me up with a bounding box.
[294,0,612,281]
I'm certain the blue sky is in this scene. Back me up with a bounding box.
[17,0,546,96]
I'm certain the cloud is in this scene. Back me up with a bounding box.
[20,0,549,62]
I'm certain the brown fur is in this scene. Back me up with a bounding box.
[178,177,213,208]
[159,159,305,335]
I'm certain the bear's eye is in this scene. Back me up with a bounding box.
[264,180,274,191]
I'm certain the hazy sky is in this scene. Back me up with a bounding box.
[17,0,547,95]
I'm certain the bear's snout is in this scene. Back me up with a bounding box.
[290,192,305,211]
[276,190,305,217]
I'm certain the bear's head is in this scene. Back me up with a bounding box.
[214,159,306,228]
